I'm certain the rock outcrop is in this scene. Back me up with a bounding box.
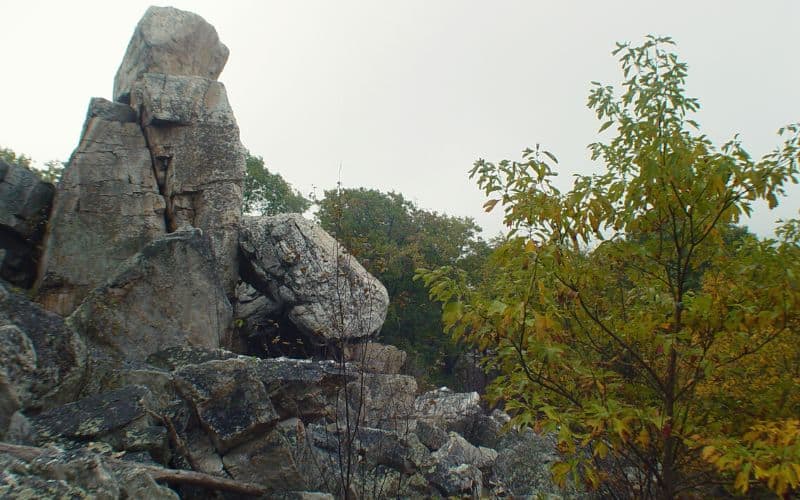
[0,160,53,288]
[239,214,389,342]
[36,5,243,315]
[0,283,86,418]
[0,6,578,499]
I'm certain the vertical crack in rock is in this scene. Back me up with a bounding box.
[138,119,175,233]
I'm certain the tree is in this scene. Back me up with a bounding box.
[0,146,63,184]
[317,187,490,386]
[243,153,310,215]
[419,36,800,498]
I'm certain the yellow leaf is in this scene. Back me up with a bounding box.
[734,469,750,494]
[483,199,499,212]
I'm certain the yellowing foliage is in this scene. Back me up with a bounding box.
[419,36,800,498]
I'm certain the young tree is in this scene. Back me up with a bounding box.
[243,153,310,215]
[419,36,800,498]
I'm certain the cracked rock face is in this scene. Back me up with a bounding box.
[131,72,245,295]
[239,214,390,341]
[113,6,229,103]
[35,98,166,316]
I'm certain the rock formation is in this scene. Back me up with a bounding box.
[0,6,577,499]
[36,5,244,315]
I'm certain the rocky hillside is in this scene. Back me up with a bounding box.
[0,7,573,499]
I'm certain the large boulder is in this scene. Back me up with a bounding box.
[130,72,245,296]
[0,159,54,288]
[35,98,166,316]
[113,6,229,103]
[69,229,233,361]
[239,214,389,342]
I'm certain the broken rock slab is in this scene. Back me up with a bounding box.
[69,229,233,362]
[239,214,389,341]
[113,5,229,103]
[35,97,166,316]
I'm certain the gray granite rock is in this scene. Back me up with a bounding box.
[173,357,279,453]
[414,387,482,436]
[344,342,407,374]
[0,283,87,411]
[239,214,389,341]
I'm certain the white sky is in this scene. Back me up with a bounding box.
[2,1,798,238]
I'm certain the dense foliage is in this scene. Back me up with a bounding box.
[419,36,800,497]
[243,153,311,216]
[317,187,490,386]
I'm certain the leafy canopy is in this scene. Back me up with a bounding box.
[317,187,489,386]
[419,36,800,497]
[243,153,311,216]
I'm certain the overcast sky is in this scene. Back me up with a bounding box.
[2,1,798,238]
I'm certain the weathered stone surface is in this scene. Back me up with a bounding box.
[223,418,313,491]
[415,420,449,451]
[344,342,407,374]
[131,73,245,296]
[36,97,166,315]
[114,6,229,103]
[69,229,233,361]
[146,345,238,372]
[426,461,483,498]
[240,214,389,341]
[0,158,53,288]
[0,283,87,410]
[255,357,351,421]
[31,385,156,443]
[489,427,580,498]
[346,373,417,432]
[432,432,497,475]
[414,387,482,436]
[0,447,178,499]
[174,357,279,453]
[0,369,20,440]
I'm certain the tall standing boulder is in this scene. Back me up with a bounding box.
[35,5,245,310]
[35,98,166,316]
